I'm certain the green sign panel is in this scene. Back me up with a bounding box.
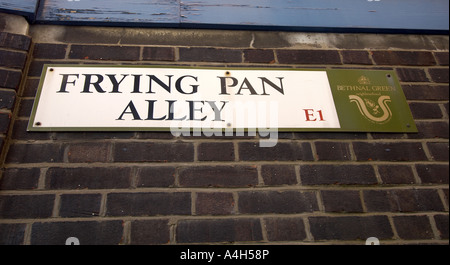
[28,65,417,133]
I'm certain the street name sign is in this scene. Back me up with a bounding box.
[28,65,417,133]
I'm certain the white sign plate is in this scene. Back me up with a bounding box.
[29,65,341,131]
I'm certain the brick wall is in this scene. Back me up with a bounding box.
[0,14,448,245]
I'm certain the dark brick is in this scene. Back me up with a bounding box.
[342,50,372,65]
[178,165,258,188]
[0,32,31,51]
[0,223,26,245]
[409,103,443,119]
[198,142,235,161]
[315,142,352,161]
[372,51,436,66]
[309,216,393,241]
[434,215,449,240]
[264,217,307,242]
[239,142,313,161]
[396,68,429,82]
[363,189,444,212]
[321,190,363,213]
[402,84,449,101]
[0,112,10,133]
[238,191,318,214]
[410,121,449,139]
[434,52,449,66]
[0,168,40,190]
[261,165,297,186]
[136,167,175,188]
[46,167,132,189]
[427,142,449,161]
[276,50,341,65]
[176,218,263,243]
[179,47,242,63]
[0,195,54,219]
[33,43,68,59]
[0,89,15,109]
[0,69,22,90]
[59,194,102,218]
[415,164,449,184]
[429,68,449,83]
[114,142,194,162]
[31,221,123,245]
[17,98,33,117]
[12,120,53,141]
[22,78,40,97]
[0,50,27,69]
[6,143,65,163]
[353,142,427,161]
[393,216,434,240]
[378,165,416,184]
[106,192,191,216]
[142,47,175,61]
[69,45,140,61]
[293,132,368,140]
[130,220,170,244]
[67,142,110,163]
[53,131,135,140]
[300,165,377,185]
[196,192,235,215]
[244,49,275,63]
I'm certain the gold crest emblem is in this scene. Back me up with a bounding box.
[358,76,371,85]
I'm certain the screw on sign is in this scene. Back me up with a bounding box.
[366,237,380,245]
[65,237,80,245]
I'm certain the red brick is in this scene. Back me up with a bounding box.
[176,218,262,243]
[196,192,235,215]
[178,165,258,188]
